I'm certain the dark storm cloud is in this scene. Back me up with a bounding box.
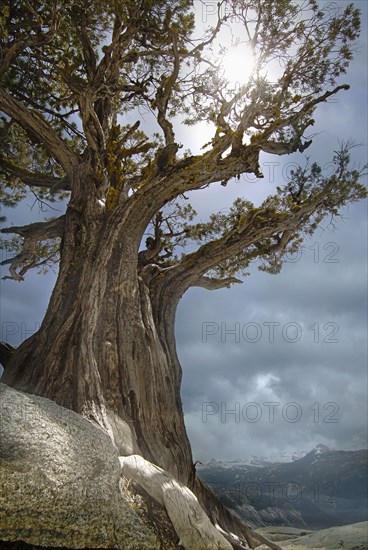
[176,204,367,460]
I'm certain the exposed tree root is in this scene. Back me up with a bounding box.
[119,455,232,549]
[193,477,256,548]
[119,455,281,550]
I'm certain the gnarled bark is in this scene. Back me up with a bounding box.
[2,171,193,483]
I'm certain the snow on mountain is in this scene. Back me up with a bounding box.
[312,443,330,455]
[197,446,368,530]
[197,449,308,469]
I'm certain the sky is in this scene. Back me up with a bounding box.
[0,0,367,462]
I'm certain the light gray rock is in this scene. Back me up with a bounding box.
[282,521,368,549]
[257,521,368,549]
[0,383,159,549]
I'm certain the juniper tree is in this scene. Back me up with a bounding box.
[0,1,366,546]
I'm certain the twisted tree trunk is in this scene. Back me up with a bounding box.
[2,183,192,486]
[2,167,274,549]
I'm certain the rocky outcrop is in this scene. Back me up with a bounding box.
[0,383,159,549]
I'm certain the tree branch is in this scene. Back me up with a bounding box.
[151,197,327,301]
[0,88,79,177]
[0,155,71,191]
[0,36,33,76]
[257,84,350,155]
[128,82,350,229]
[261,137,312,155]
[1,216,65,239]
[155,34,180,147]
[78,91,106,156]
[94,16,131,87]
[11,89,82,139]
[79,23,98,80]
[1,216,65,281]
[193,276,243,290]
[122,143,262,242]
[150,33,181,172]
[0,10,57,76]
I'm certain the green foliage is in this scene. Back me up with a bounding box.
[179,1,360,131]
[153,144,366,278]
[0,117,68,207]
[0,0,366,282]
[0,234,23,257]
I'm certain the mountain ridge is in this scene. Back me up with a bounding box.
[197,445,368,530]
[198,444,367,470]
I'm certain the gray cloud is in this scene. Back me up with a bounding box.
[176,201,367,460]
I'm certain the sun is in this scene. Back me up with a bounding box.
[222,44,255,86]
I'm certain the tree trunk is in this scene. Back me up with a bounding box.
[2,170,193,484]
[1,168,261,548]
